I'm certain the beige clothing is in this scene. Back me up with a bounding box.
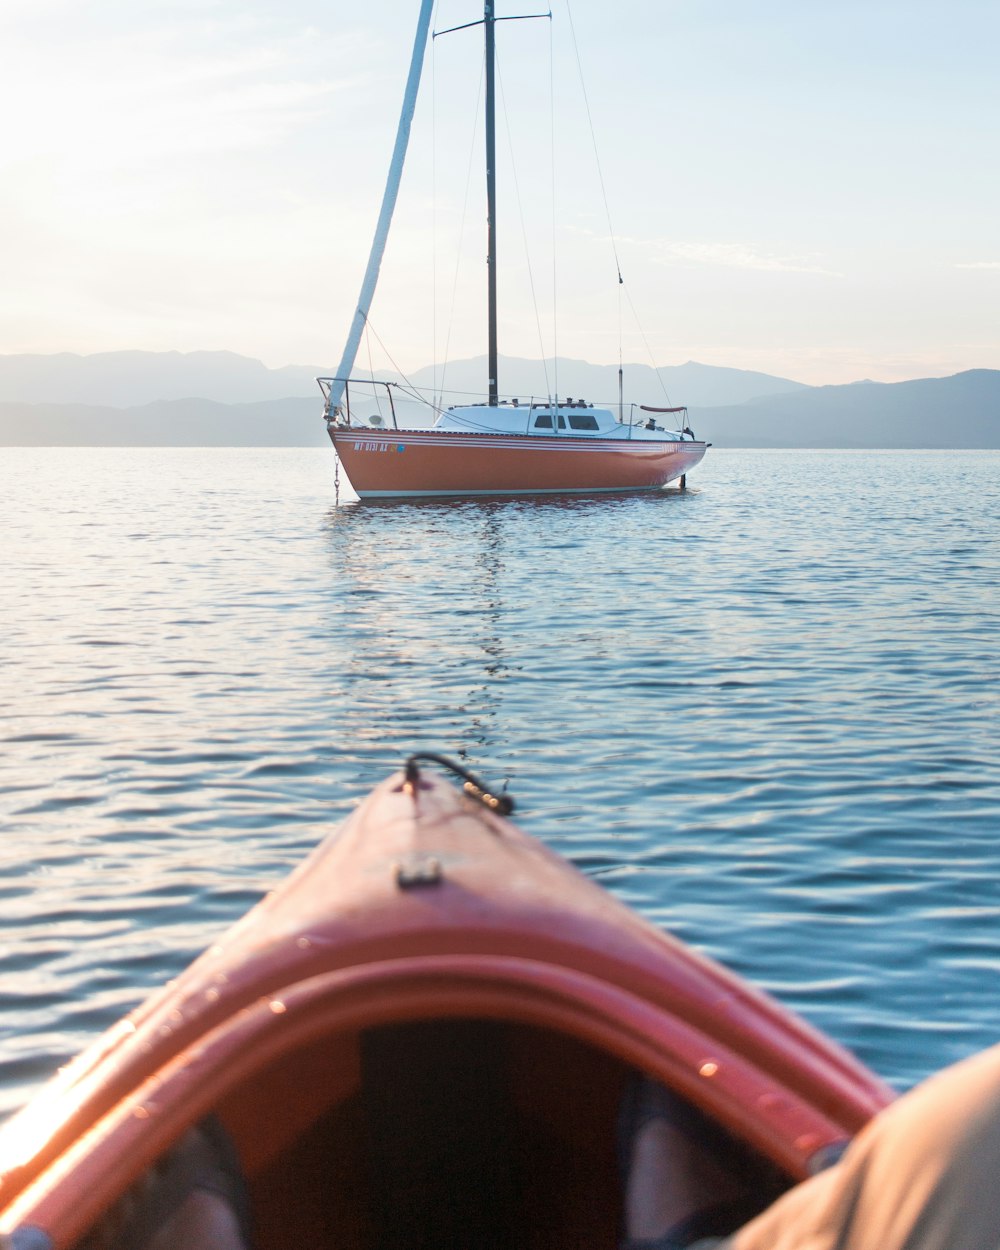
[715,1041,1000,1250]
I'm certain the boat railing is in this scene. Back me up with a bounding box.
[317,376,399,430]
[625,403,696,439]
[317,379,698,441]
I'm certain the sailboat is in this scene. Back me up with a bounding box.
[319,1,708,500]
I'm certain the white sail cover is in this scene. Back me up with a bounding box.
[326,0,435,415]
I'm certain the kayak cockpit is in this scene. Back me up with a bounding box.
[237,1018,629,1248]
[10,1016,790,1249]
[212,1017,787,1249]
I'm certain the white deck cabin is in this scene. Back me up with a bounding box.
[318,377,697,442]
[433,399,694,441]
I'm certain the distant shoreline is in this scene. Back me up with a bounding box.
[1,353,997,449]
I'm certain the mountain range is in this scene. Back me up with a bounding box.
[0,351,997,448]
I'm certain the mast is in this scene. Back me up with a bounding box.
[328,0,542,421]
[326,0,435,417]
[485,0,499,406]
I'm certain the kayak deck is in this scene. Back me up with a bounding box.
[0,763,892,1247]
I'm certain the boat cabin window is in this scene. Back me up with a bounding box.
[533,414,567,430]
[567,413,600,431]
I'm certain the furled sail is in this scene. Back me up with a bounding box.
[326,0,435,416]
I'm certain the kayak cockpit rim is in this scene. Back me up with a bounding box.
[0,954,856,1244]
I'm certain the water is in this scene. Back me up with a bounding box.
[2,447,999,1121]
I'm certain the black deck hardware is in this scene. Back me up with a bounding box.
[395,856,444,890]
[405,753,515,816]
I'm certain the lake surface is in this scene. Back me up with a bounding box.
[2,447,999,1121]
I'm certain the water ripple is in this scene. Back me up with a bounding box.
[2,447,999,1119]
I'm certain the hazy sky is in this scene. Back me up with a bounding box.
[2,0,997,385]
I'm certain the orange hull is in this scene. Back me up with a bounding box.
[329,428,707,498]
[0,768,891,1248]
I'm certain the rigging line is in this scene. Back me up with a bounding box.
[495,41,552,402]
[564,0,623,286]
[361,316,441,417]
[564,2,669,410]
[437,55,486,408]
[549,10,558,405]
[431,21,438,410]
[563,0,630,411]
[363,322,386,422]
[622,283,675,406]
[384,382,547,402]
[618,267,623,414]
[612,261,620,367]
[393,382,448,418]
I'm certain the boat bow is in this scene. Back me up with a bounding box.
[1,766,891,1245]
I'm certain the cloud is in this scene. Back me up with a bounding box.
[955,261,1000,271]
[594,230,842,278]
[0,5,386,361]
[566,225,843,278]
[0,8,370,176]
[648,240,843,278]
